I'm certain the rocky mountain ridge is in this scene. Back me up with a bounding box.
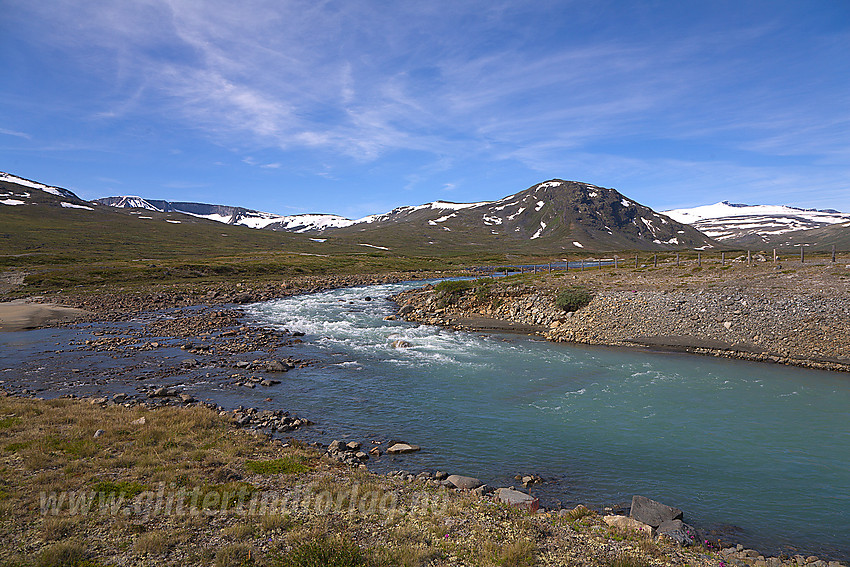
[95,179,718,251]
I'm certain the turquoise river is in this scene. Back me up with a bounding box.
[238,280,850,559]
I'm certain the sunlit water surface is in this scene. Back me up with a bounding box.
[241,280,850,558]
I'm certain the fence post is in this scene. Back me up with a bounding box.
[635,254,638,268]
[800,245,804,264]
[614,256,618,269]
[653,254,657,267]
[747,250,751,266]
[721,252,725,265]
[581,259,585,271]
[698,252,701,266]
[773,249,777,263]
[832,245,836,262]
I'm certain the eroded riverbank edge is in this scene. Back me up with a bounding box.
[390,262,850,373]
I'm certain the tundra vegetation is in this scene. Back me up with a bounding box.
[0,395,728,567]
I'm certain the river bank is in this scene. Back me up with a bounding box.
[3,392,844,567]
[391,261,850,372]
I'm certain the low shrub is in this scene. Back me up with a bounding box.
[606,552,651,567]
[215,543,253,567]
[554,287,593,312]
[91,479,149,498]
[277,538,366,567]
[245,456,310,475]
[564,504,595,522]
[36,541,87,567]
[433,279,475,294]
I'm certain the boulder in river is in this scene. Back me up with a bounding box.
[386,442,420,454]
[265,360,289,372]
[629,495,683,528]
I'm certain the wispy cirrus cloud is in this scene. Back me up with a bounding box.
[0,128,31,140]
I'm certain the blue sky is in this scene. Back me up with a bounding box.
[2,1,849,218]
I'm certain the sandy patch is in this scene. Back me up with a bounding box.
[0,300,90,331]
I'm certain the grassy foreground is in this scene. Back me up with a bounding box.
[0,394,724,567]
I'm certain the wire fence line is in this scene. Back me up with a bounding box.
[473,246,844,276]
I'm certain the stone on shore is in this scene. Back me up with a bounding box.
[494,488,539,512]
[446,474,483,490]
[629,495,683,528]
[657,519,697,546]
[386,442,420,454]
[603,515,654,537]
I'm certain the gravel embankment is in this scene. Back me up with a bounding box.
[392,261,850,372]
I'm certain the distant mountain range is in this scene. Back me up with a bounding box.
[662,201,850,248]
[5,170,849,252]
[94,179,717,252]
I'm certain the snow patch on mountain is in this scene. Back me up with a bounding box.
[530,221,547,239]
[61,202,94,210]
[263,214,355,231]
[104,196,163,211]
[536,181,562,190]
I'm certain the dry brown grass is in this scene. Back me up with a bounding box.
[133,530,173,555]
[0,394,728,567]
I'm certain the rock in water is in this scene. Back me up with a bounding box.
[386,442,420,454]
[446,475,483,490]
[629,495,683,528]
